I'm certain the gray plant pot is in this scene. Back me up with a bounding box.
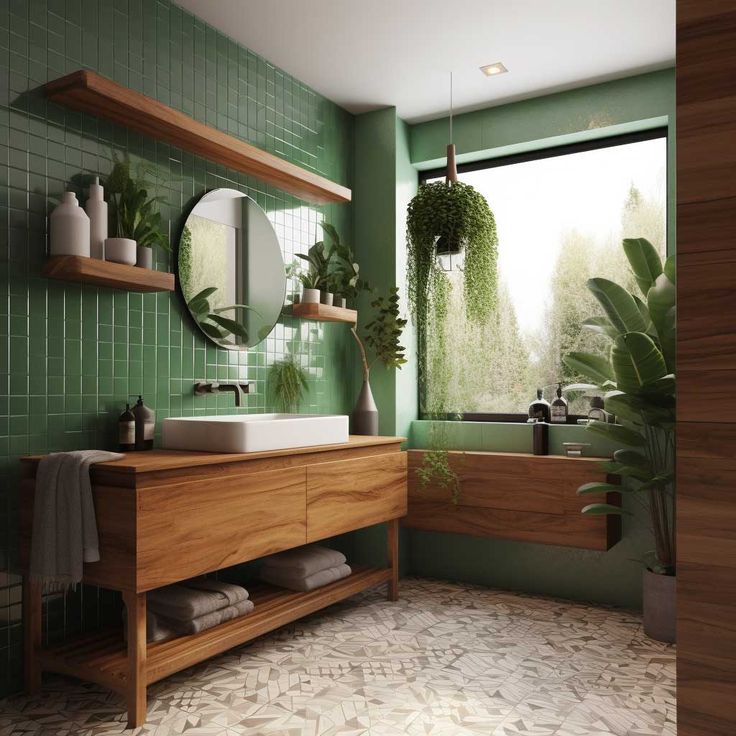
[643,569,676,643]
[320,290,334,306]
[352,379,378,435]
[335,296,347,309]
[136,245,153,269]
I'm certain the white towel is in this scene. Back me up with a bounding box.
[29,450,124,592]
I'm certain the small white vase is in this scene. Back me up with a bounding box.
[105,237,137,266]
[85,177,107,259]
[302,288,320,304]
[50,191,90,257]
[136,245,153,269]
[320,290,334,306]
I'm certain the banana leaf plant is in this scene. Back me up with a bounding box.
[187,286,260,343]
[563,237,676,575]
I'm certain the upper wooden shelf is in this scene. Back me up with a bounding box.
[291,301,357,324]
[44,70,352,205]
[43,255,175,292]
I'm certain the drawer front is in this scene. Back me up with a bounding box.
[137,466,307,591]
[306,452,408,542]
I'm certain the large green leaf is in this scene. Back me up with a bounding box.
[647,272,676,372]
[581,316,618,339]
[603,391,643,423]
[563,351,613,385]
[601,460,652,482]
[587,278,649,335]
[664,255,676,285]
[613,449,651,470]
[208,314,249,339]
[623,237,663,295]
[586,419,646,447]
[576,482,623,495]
[581,503,627,516]
[611,332,667,395]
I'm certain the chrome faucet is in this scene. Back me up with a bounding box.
[194,382,251,407]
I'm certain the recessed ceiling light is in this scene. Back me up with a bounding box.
[480,62,508,77]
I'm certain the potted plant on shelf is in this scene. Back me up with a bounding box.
[286,260,321,305]
[105,156,170,268]
[320,222,368,308]
[563,237,676,643]
[268,355,309,413]
[406,179,498,501]
[296,236,333,305]
[350,287,407,435]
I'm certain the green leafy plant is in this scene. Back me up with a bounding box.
[187,286,260,342]
[351,287,408,382]
[563,237,675,575]
[296,239,333,291]
[105,155,170,252]
[407,180,498,500]
[179,225,193,293]
[320,222,369,302]
[268,356,309,413]
[286,260,321,290]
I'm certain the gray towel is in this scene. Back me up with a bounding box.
[150,599,255,639]
[125,599,255,643]
[147,579,249,621]
[261,563,352,592]
[261,545,347,577]
[30,450,124,592]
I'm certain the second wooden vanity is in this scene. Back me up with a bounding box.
[20,436,407,727]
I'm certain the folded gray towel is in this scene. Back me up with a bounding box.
[158,599,255,637]
[147,579,249,621]
[30,450,124,592]
[261,563,352,592]
[261,545,347,577]
[125,599,256,642]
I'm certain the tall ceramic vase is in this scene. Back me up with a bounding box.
[352,378,378,435]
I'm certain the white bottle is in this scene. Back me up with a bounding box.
[85,176,107,259]
[49,192,90,257]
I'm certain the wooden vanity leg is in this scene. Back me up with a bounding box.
[123,591,147,728]
[387,518,399,602]
[23,577,42,694]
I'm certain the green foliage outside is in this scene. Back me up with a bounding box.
[268,356,309,413]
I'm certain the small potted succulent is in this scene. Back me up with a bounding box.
[105,156,170,268]
[286,259,321,304]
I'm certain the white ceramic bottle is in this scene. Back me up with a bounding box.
[49,191,90,257]
[85,176,107,259]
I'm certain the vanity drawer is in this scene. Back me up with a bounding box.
[306,452,408,542]
[137,466,307,591]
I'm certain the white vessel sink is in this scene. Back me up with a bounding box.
[161,413,350,454]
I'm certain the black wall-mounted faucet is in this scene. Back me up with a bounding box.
[194,382,251,407]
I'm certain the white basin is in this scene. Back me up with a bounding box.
[161,413,349,453]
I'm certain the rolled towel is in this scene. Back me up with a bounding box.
[261,545,347,577]
[261,563,352,592]
[147,579,248,621]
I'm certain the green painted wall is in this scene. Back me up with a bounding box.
[403,70,676,610]
[0,0,355,695]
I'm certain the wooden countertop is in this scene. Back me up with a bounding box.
[21,435,405,474]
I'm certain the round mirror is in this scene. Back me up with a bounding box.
[178,189,286,349]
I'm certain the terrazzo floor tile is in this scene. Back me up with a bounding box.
[0,578,675,735]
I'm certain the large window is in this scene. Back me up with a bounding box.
[420,130,667,417]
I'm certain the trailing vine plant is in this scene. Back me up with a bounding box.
[406,179,499,502]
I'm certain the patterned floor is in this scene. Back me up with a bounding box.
[0,578,675,736]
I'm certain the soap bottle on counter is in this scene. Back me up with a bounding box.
[119,403,135,451]
[528,388,551,423]
[550,383,568,424]
[133,395,155,451]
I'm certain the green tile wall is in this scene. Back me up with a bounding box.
[0,0,355,695]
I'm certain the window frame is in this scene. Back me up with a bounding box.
[416,126,669,423]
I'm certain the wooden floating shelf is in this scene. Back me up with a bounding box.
[44,70,351,205]
[43,255,175,293]
[37,567,391,694]
[291,301,358,324]
[405,450,621,551]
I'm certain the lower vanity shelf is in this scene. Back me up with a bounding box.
[38,566,391,693]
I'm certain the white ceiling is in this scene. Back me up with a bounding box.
[174,0,675,124]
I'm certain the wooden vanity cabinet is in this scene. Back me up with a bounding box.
[19,436,407,727]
